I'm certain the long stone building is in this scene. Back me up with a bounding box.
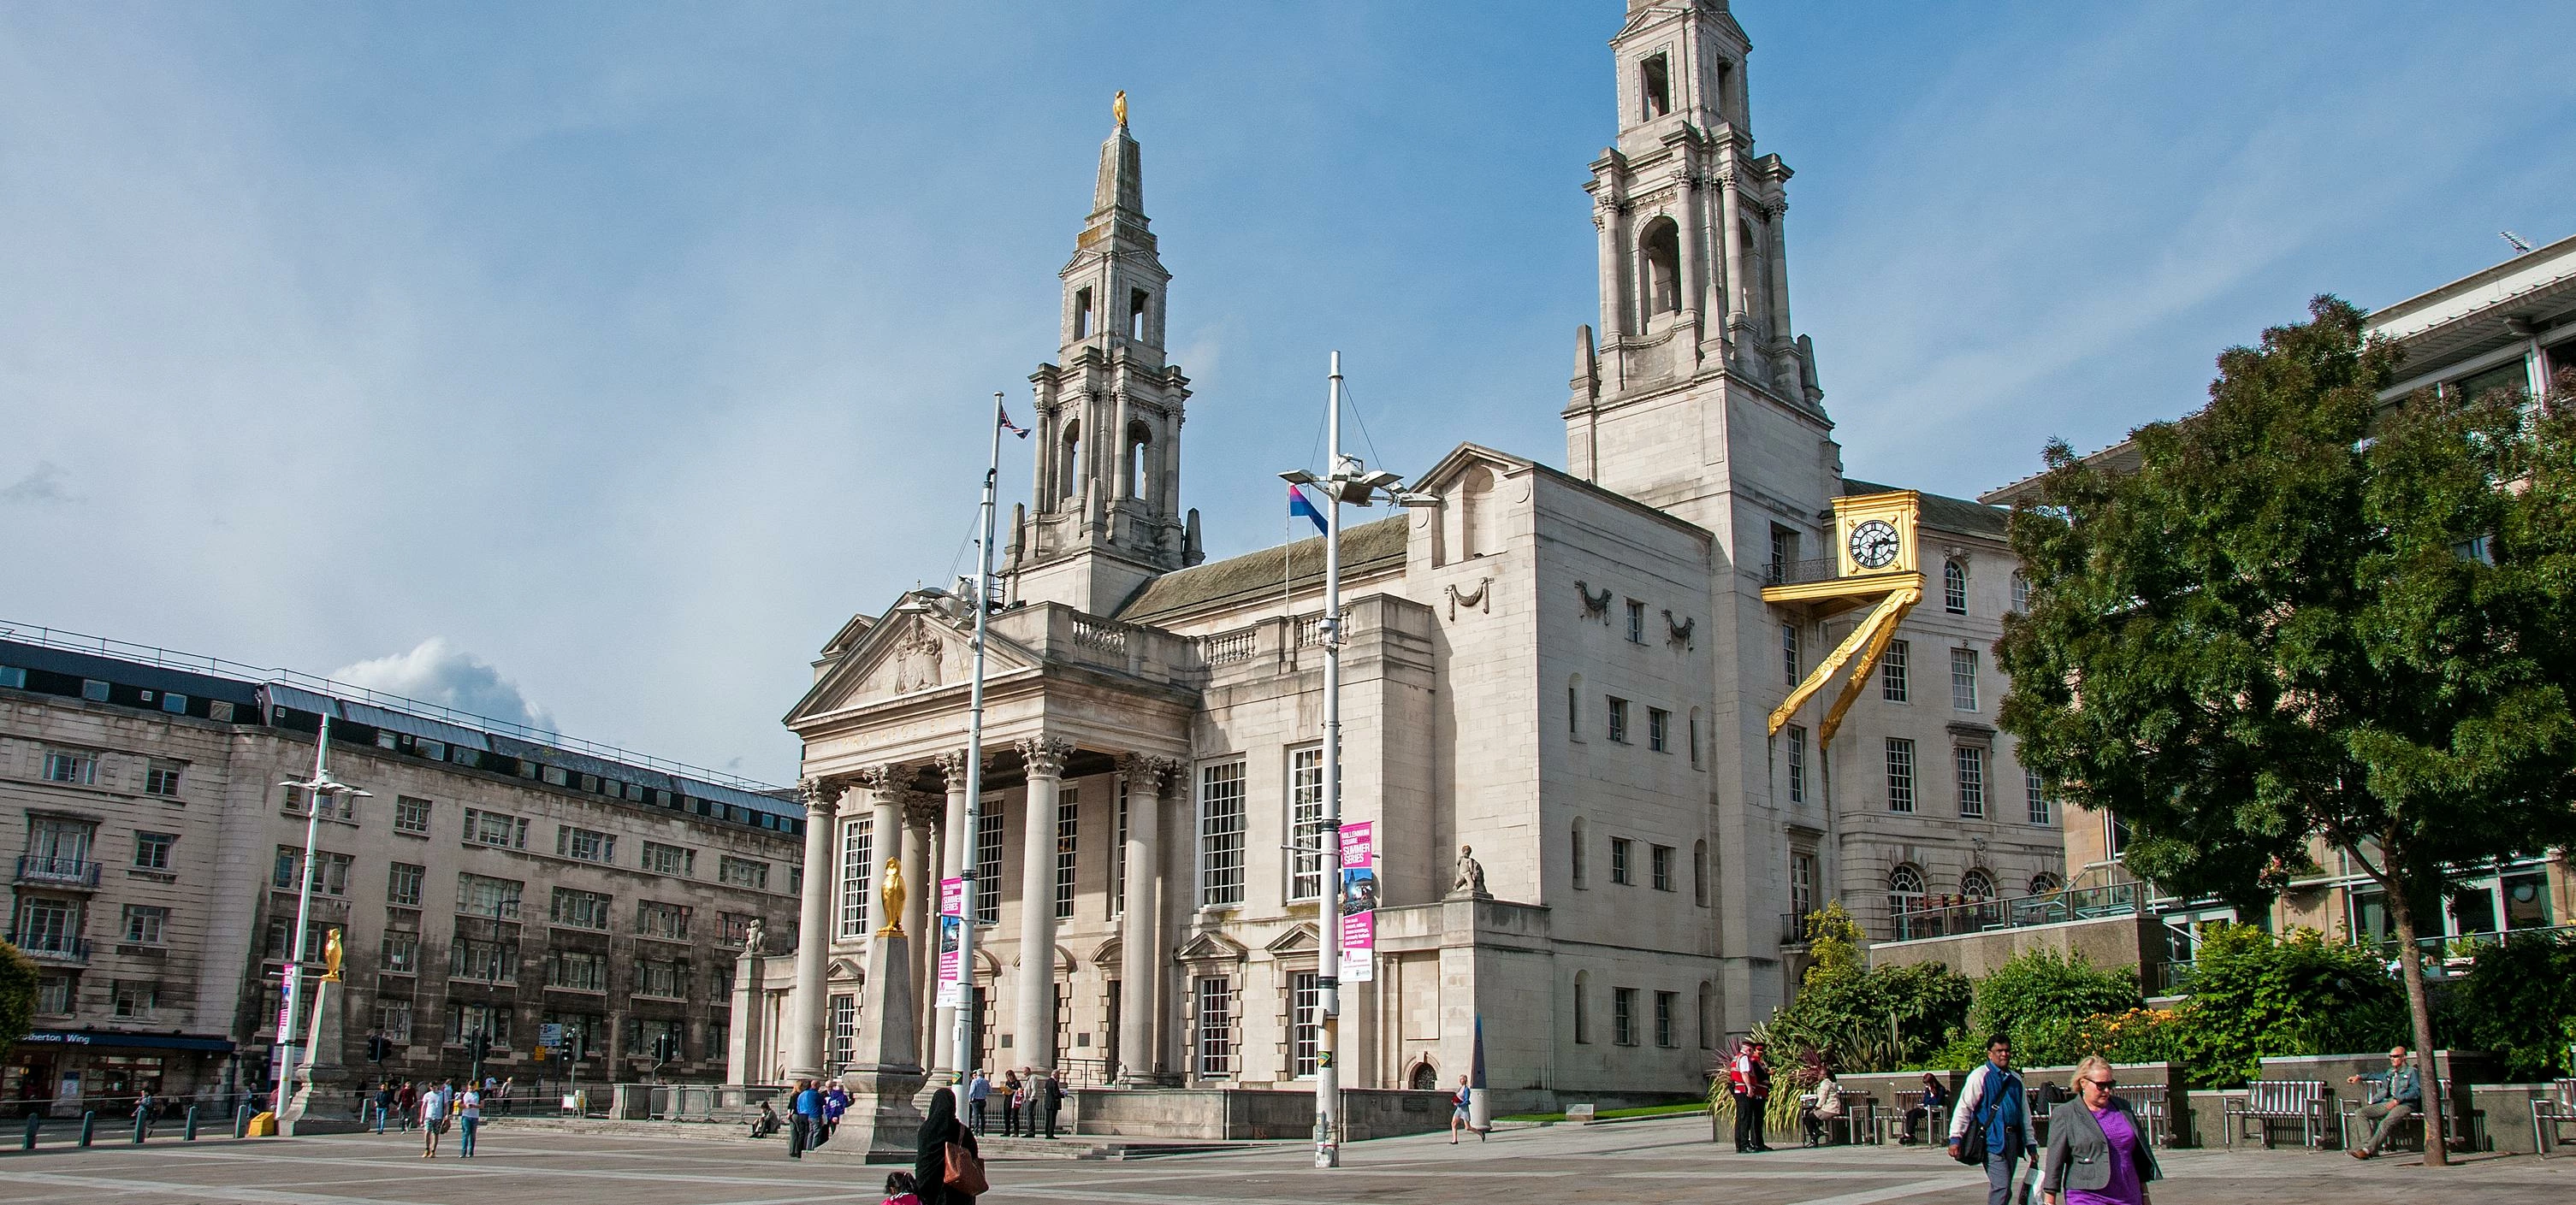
[749,0,2058,1110]
[1,629,803,1114]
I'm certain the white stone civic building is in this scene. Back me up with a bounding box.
[749,0,2058,1109]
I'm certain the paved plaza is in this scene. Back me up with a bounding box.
[0,1115,2570,1204]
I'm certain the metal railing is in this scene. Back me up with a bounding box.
[1887,880,2145,942]
[1779,912,1808,946]
[15,855,102,887]
[10,933,92,963]
[1765,558,1843,587]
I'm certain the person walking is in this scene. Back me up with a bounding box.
[1731,1040,1773,1153]
[2040,1055,2159,1205]
[395,1081,418,1133]
[1040,1071,1064,1140]
[1903,1072,1947,1145]
[2346,1046,2424,1160]
[419,1080,452,1158]
[457,1081,483,1158]
[965,1070,992,1136]
[132,1090,157,1139]
[373,1082,395,1134]
[999,1070,1022,1138]
[914,1088,981,1205]
[1449,1075,1477,1143]
[1949,1037,2035,1205]
[1801,1065,1845,1147]
[787,1078,822,1159]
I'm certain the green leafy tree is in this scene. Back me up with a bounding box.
[1997,298,2576,1163]
[0,942,36,1053]
[1759,903,1973,1073]
[1969,948,2141,1065]
[2173,924,2404,1086]
[2442,930,2576,1082]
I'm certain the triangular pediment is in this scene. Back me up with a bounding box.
[1263,924,1320,956]
[826,957,864,981]
[785,594,1041,725]
[1175,929,1248,965]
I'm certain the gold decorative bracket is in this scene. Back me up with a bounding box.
[1766,586,1920,741]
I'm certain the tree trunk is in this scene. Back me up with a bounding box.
[2384,884,2449,1166]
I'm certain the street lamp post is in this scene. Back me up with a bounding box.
[274,712,370,1114]
[1282,351,1436,1169]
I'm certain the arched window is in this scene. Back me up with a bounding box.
[1688,707,1703,768]
[1571,818,1589,889]
[1692,840,1708,907]
[1572,971,1591,1044]
[1126,422,1153,502]
[2010,570,2030,614]
[1567,674,1584,741]
[1409,1062,1439,1090]
[1961,869,1995,901]
[1640,218,1682,316]
[2029,871,2063,897]
[1697,981,1714,1048]
[1887,864,1927,917]
[1459,464,1497,558]
[1061,420,1083,506]
[1944,559,1968,614]
[1738,220,1762,331]
[1128,288,1151,341]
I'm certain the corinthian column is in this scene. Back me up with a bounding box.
[1117,754,1175,1085]
[905,792,942,1070]
[1015,736,1074,1078]
[931,751,973,1082]
[787,777,841,1078]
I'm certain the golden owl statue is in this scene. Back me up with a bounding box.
[878,857,906,936]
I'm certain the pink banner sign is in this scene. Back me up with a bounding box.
[936,877,966,1007]
[1339,821,1376,982]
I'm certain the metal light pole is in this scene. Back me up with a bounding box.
[274,712,369,1113]
[949,392,1004,1094]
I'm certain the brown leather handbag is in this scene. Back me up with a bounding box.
[945,1140,989,1196]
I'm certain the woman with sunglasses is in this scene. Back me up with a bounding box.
[2040,1055,2161,1205]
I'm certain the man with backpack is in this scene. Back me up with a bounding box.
[1947,1036,2035,1205]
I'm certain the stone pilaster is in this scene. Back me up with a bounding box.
[785,777,839,1078]
[1014,736,1074,1080]
[1117,753,1178,1085]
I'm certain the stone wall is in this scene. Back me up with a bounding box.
[1069,1087,1454,1140]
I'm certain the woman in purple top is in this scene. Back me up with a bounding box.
[2040,1055,2161,1205]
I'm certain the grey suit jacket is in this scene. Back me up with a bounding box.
[2040,1096,2161,1196]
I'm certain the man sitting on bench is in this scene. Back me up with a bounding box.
[2348,1046,2422,1160]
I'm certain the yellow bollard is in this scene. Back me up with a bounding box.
[247,1112,279,1137]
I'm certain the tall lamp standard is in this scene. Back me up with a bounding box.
[274,712,370,1113]
[1282,351,1437,1169]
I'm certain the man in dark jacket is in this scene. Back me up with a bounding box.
[1040,1071,1065,1139]
[787,1079,823,1159]
[1732,1041,1772,1153]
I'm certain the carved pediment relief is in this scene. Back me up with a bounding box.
[789,600,1039,723]
[1175,929,1248,966]
[1264,924,1320,956]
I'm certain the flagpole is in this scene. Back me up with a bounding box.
[950,392,1003,1101]
[1316,351,1346,1169]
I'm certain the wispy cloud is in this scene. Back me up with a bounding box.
[330,639,555,734]
[0,462,74,505]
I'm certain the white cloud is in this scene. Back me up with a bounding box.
[329,638,555,735]
[0,462,74,505]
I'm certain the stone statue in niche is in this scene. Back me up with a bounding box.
[1450,845,1489,899]
[892,626,944,693]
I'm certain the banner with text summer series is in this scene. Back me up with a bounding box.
[1340,821,1376,982]
[937,876,965,1008]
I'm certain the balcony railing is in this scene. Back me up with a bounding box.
[14,856,101,888]
[1887,880,2146,942]
[2150,923,2576,995]
[10,933,92,963]
[1765,558,1842,587]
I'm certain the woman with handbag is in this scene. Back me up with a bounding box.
[915,1087,985,1204]
[2040,1056,2159,1205]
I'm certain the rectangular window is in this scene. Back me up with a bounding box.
[0,666,22,689]
[132,831,175,871]
[1625,600,1646,643]
[121,904,168,945]
[112,980,157,1019]
[1290,971,1322,1079]
[1886,738,1916,813]
[1951,647,1980,712]
[1781,622,1800,686]
[642,842,695,877]
[1649,707,1670,752]
[1655,990,1677,1048]
[449,935,519,984]
[1882,639,1910,702]
[1112,778,1130,912]
[1613,987,1638,1046]
[637,900,690,940]
[42,748,98,785]
[1198,759,1247,907]
[1650,844,1674,892]
[1195,976,1234,1078]
[1608,697,1629,743]
[377,999,413,1042]
[387,862,424,906]
[830,993,857,1065]
[1288,747,1325,901]
[2011,572,2031,613]
[381,930,419,974]
[558,826,616,865]
[36,974,74,1014]
[80,679,108,702]
[1689,712,1701,767]
[1055,786,1079,920]
[1956,747,1987,818]
[1610,837,1633,885]
[1791,851,1817,921]
[550,887,612,930]
[548,948,609,992]
[2026,769,2052,825]
[445,1002,512,1047]
[839,816,874,938]
[143,759,184,797]
[457,873,524,919]
[975,809,1004,926]
[394,795,432,834]
[634,955,690,999]
[463,808,529,849]
[1769,525,1797,585]
[719,855,769,890]
[161,692,187,714]
[275,849,351,896]
[1787,724,1808,803]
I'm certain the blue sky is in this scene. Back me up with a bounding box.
[4,1,2572,783]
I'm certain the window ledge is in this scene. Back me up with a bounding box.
[125,869,176,883]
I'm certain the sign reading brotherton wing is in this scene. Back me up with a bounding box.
[936,876,965,1007]
[1340,821,1376,982]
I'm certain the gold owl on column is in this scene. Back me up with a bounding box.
[878,857,906,936]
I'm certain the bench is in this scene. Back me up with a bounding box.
[2124,1084,2171,1148]
[2224,1080,2329,1149]
[1877,1090,1945,1146]
[2536,1079,2576,1158]
[1800,1090,1868,1145]
[2337,1082,2478,1154]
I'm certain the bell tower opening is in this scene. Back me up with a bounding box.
[1640,217,1682,316]
[1640,54,1672,120]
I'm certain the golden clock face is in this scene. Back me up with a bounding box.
[1848,519,1900,570]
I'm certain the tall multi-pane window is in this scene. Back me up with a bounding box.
[2010,571,2030,613]
[1288,747,1324,901]
[1956,747,1986,818]
[830,993,857,1065]
[1888,865,1928,918]
[839,816,873,937]
[636,900,690,940]
[975,809,1004,925]
[1882,639,1910,702]
[1655,990,1678,1048]
[1769,525,1797,585]
[381,930,419,973]
[1289,971,1322,1078]
[634,956,690,999]
[449,935,518,984]
[642,842,695,877]
[1198,760,1247,907]
[1951,647,1979,712]
[550,887,612,930]
[1781,622,1801,685]
[1944,559,1968,613]
[2025,769,2052,825]
[1195,977,1234,1078]
[1886,738,1916,812]
[1607,698,1629,743]
[1786,725,1808,803]
[387,862,424,907]
[1571,819,1587,888]
[1650,844,1674,891]
[1111,779,1129,911]
[121,905,168,945]
[1625,600,1646,643]
[1055,787,1080,920]
[1648,707,1670,753]
[144,759,183,797]
[548,949,607,991]
[1613,987,1638,1046]
[719,856,769,890]
[132,832,175,871]
[394,795,433,835]
[1790,851,1817,921]
[377,999,413,1042]
[1609,837,1632,885]
[558,825,616,864]
[457,874,523,919]
[463,808,528,849]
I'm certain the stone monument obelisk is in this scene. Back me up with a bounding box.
[817,858,927,1162]
[280,928,364,1135]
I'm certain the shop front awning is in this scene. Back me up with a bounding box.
[17,1029,235,1053]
